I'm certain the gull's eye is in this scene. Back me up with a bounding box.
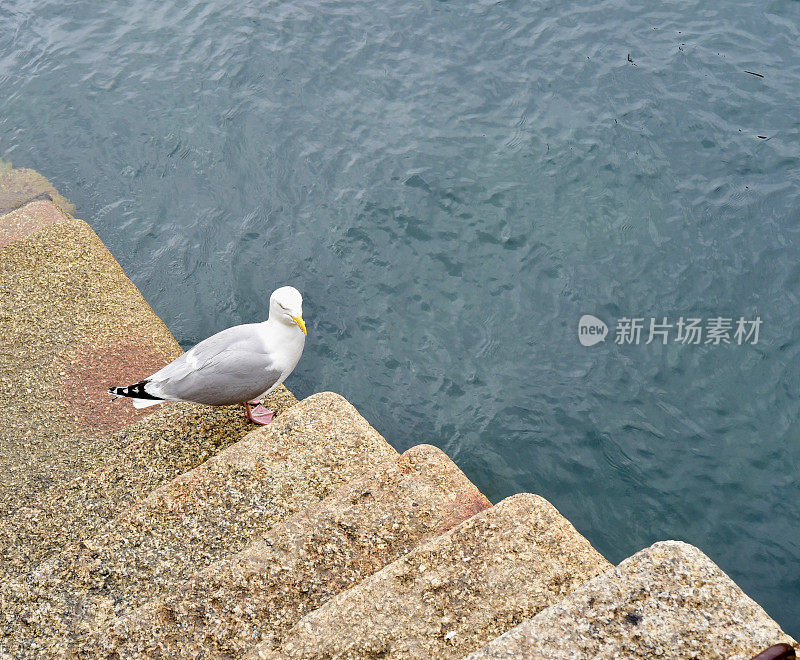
[278,303,287,311]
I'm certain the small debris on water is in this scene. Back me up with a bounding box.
[745,70,764,78]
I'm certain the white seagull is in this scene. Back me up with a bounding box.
[109,286,306,425]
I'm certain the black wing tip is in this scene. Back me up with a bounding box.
[107,381,163,401]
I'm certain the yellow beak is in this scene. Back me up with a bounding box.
[293,315,307,335]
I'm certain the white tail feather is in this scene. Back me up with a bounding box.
[131,398,164,409]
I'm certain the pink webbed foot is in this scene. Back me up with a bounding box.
[244,400,275,425]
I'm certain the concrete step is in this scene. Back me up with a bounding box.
[0,387,296,584]
[466,540,796,660]
[0,392,396,658]
[91,444,491,658]
[0,167,74,216]
[259,492,612,659]
[0,194,300,583]
[0,199,183,515]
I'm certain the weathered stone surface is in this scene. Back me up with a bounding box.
[259,493,611,659]
[0,386,296,584]
[0,197,301,584]
[0,197,69,247]
[90,444,491,658]
[0,393,396,658]
[0,168,74,216]
[466,541,796,660]
[0,201,182,514]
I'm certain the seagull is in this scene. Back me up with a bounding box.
[109,286,306,425]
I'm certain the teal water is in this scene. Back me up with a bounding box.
[2,0,800,634]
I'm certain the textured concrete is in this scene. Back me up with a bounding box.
[0,393,396,658]
[91,444,491,658]
[260,493,612,659]
[0,386,296,584]
[0,168,74,216]
[0,196,71,247]
[466,541,796,660]
[0,201,182,514]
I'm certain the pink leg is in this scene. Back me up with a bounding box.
[244,400,275,425]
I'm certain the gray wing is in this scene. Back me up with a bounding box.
[148,324,282,405]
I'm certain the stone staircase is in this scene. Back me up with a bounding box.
[0,169,795,659]
[90,444,489,658]
[259,493,611,659]
[464,541,792,660]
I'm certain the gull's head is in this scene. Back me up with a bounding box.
[269,286,306,335]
